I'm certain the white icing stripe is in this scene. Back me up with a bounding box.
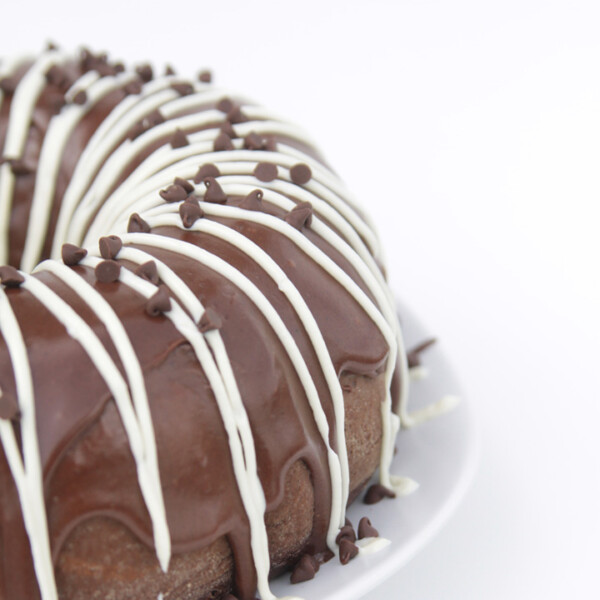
[21,72,138,272]
[117,231,346,550]
[0,287,57,600]
[32,259,172,570]
[81,253,278,600]
[18,272,171,572]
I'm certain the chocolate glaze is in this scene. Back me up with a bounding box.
[0,49,399,600]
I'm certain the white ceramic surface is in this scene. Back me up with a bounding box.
[271,302,479,600]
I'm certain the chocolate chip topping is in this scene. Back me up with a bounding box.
[45,65,69,90]
[358,517,379,539]
[0,265,24,287]
[71,90,87,105]
[95,260,120,283]
[335,524,356,545]
[220,121,237,139]
[180,201,204,228]
[226,105,247,124]
[407,338,437,368]
[113,62,125,74]
[338,538,359,565]
[0,391,19,421]
[244,132,266,151]
[0,77,17,95]
[135,64,153,83]
[123,80,143,96]
[239,189,263,211]
[217,97,234,113]
[198,70,212,83]
[254,162,278,182]
[203,176,228,203]
[127,213,151,234]
[165,64,176,76]
[290,554,319,584]
[213,132,234,152]
[199,307,223,333]
[284,201,313,230]
[171,82,194,96]
[174,177,195,194]
[61,243,87,266]
[135,261,160,285]
[364,483,396,505]
[170,128,189,149]
[290,163,312,185]
[145,285,171,317]
[194,163,220,183]
[159,183,189,203]
[99,235,122,260]
[129,110,165,140]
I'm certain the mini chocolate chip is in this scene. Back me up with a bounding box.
[46,40,59,51]
[339,539,359,565]
[0,391,19,421]
[254,162,278,182]
[171,82,194,96]
[144,109,165,128]
[135,261,160,285]
[284,201,313,230]
[198,70,212,83]
[364,484,396,505]
[407,338,437,368]
[113,62,125,74]
[96,63,117,77]
[290,554,319,584]
[135,64,153,83]
[218,122,235,140]
[124,80,143,95]
[0,77,17,94]
[145,285,171,317]
[0,265,24,287]
[45,65,69,90]
[99,235,122,260]
[214,132,234,152]
[180,201,203,228]
[290,163,312,185]
[194,163,220,183]
[95,260,120,283]
[199,307,222,333]
[170,128,189,149]
[72,90,87,105]
[203,177,228,203]
[61,243,87,266]
[244,132,266,150]
[335,524,356,545]
[358,517,379,539]
[159,184,188,203]
[164,64,176,76]
[239,189,263,210]
[315,549,335,564]
[128,213,151,234]
[217,97,234,113]
[174,177,195,194]
[226,105,247,124]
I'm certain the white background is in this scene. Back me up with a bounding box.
[2,1,599,598]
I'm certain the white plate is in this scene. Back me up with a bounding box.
[271,303,479,600]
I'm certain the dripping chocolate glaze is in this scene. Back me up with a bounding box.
[0,52,399,600]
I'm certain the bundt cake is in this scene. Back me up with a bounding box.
[0,46,416,600]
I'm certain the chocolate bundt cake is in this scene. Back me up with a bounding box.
[0,46,413,600]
